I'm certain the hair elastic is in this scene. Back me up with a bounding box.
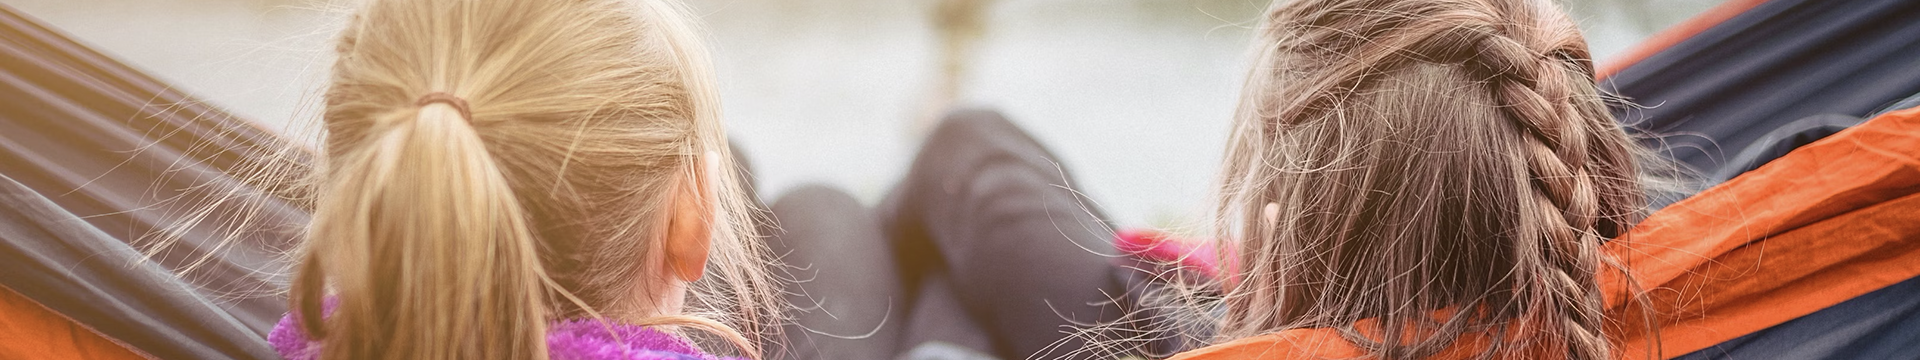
[414,92,473,121]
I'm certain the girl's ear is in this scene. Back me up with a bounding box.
[665,153,718,282]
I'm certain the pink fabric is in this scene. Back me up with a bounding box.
[269,299,739,360]
[1114,229,1228,281]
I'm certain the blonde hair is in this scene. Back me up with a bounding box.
[1211,0,1646,358]
[287,0,783,359]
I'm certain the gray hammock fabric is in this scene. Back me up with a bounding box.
[0,3,304,359]
[1604,0,1920,174]
[0,175,280,359]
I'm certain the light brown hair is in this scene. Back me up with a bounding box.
[1212,0,1646,358]
[286,0,783,359]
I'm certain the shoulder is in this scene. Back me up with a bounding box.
[1168,329,1368,360]
[268,307,321,360]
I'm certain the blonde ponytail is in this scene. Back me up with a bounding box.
[289,0,784,358]
[295,99,550,360]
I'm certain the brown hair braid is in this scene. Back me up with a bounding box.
[1212,0,1645,358]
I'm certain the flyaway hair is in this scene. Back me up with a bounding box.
[286,0,784,359]
[1212,0,1648,358]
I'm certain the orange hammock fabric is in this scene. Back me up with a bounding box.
[1171,107,1920,360]
[1167,320,1551,360]
[1602,106,1920,357]
[0,286,149,360]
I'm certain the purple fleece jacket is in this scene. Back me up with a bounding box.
[269,301,744,360]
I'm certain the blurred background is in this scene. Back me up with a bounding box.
[0,0,1720,229]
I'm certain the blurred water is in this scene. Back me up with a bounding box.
[2,0,1720,228]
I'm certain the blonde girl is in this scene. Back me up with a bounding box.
[265,0,783,359]
[1173,0,1647,358]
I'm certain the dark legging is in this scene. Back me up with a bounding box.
[766,109,1138,360]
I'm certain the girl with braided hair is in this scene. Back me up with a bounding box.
[1169,0,1649,358]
